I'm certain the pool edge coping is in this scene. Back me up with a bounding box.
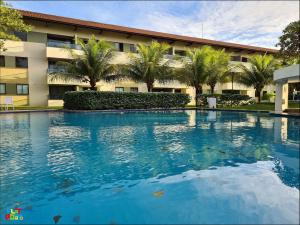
[1,108,299,118]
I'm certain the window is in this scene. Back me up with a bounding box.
[0,56,4,67]
[119,43,124,52]
[0,84,6,94]
[130,87,138,93]
[222,90,240,95]
[17,84,29,95]
[167,47,173,55]
[114,43,124,52]
[115,87,124,92]
[241,57,248,62]
[175,50,186,56]
[129,44,137,53]
[14,31,27,41]
[48,60,67,73]
[230,55,241,62]
[47,34,79,49]
[16,57,28,68]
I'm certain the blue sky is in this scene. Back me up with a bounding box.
[8,1,299,48]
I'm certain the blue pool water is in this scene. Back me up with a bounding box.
[0,110,299,224]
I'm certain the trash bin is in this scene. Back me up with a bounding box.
[207,97,217,109]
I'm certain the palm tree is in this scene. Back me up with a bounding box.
[49,35,116,90]
[124,41,172,92]
[206,49,230,94]
[238,54,278,102]
[176,46,212,105]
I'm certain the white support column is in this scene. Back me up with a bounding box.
[275,81,288,113]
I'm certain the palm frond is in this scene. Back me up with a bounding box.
[238,54,277,90]
[123,41,173,89]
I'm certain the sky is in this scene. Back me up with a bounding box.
[8,1,300,49]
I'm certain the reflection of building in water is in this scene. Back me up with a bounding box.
[207,111,217,122]
[185,110,196,127]
[274,117,287,143]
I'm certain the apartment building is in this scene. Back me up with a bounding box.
[0,10,278,106]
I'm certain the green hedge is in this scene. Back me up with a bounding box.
[63,91,190,110]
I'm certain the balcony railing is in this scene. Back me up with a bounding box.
[47,41,82,50]
[47,66,67,74]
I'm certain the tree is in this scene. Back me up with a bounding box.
[206,49,230,94]
[49,36,117,90]
[176,46,212,105]
[276,20,300,65]
[0,0,31,51]
[124,41,172,92]
[238,54,277,103]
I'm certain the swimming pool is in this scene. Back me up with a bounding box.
[0,110,299,224]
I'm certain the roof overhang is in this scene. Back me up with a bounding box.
[274,64,300,83]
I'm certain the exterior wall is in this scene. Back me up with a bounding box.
[2,40,48,106]
[0,66,29,106]
[1,18,276,107]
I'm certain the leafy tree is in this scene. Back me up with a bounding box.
[49,36,117,90]
[206,49,230,94]
[176,46,212,105]
[238,54,278,103]
[276,20,300,65]
[124,41,172,92]
[0,0,31,51]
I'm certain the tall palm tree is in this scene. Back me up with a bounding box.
[206,49,230,94]
[124,41,172,92]
[176,46,212,105]
[238,54,278,102]
[49,35,116,90]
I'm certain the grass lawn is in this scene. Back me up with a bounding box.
[189,102,300,111]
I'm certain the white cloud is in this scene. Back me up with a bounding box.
[137,1,299,48]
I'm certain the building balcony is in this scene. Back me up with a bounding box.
[47,66,67,74]
[47,41,82,50]
[46,46,83,59]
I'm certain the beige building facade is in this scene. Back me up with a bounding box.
[0,10,278,106]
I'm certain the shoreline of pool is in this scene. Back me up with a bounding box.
[1,108,299,118]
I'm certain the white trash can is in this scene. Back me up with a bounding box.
[207,97,217,109]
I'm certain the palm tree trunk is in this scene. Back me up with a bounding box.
[195,85,202,107]
[210,85,215,94]
[90,80,97,91]
[147,83,153,92]
[255,89,261,103]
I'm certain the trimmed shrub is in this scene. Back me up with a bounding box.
[63,91,190,110]
[197,94,255,106]
[262,92,275,102]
